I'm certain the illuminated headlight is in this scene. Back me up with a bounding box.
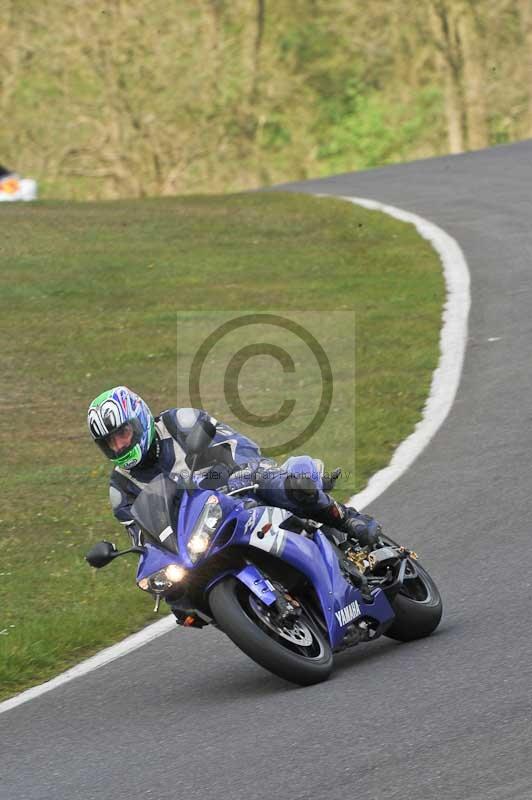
[187,496,222,563]
[188,530,211,555]
[137,564,186,594]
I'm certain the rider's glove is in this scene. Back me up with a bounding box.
[197,462,234,489]
[226,458,278,495]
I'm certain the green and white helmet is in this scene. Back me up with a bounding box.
[87,386,155,469]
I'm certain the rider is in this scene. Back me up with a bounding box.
[87,385,381,564]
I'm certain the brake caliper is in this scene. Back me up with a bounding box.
[271,588,301,624]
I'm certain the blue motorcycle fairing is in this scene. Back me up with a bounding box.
[229,504,395,650]
[176,487,239,568]
[136,542,183,583]
[131,457,396,651]
[312,530,395,644]
[205,564,277,606]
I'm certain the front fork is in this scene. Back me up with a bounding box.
[207,563,301,623]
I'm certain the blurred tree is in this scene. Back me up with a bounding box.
[518,0,532,135]
[0,0,529,199]
[458,2,489,149]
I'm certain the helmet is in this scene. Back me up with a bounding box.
[87,386,155,469]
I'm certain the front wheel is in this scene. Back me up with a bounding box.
[209,577,333,686]
[385,559,443,642]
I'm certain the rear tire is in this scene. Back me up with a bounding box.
[385,560,442,642]
[209,577,333,686]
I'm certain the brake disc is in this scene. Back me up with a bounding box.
[249,596,314,646]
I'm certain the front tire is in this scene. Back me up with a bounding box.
[209,577,333,686]
[385,560,442,642]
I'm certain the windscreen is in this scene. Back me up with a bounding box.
[130,474,183,553]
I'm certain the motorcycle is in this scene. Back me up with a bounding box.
[86,419,442,686]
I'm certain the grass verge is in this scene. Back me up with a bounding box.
[0,192,443,699]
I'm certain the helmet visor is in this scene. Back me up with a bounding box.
[95,417,143,461]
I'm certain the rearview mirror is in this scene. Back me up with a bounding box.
[86,541,118,568]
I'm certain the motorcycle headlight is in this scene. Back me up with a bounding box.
[137,563,186,594]
[187,496,222,563]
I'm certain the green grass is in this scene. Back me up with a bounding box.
[0,192,444,699]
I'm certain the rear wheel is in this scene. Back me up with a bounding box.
[385,559,442,642]
[209,577,333,685]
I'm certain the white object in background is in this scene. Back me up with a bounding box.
[0,174,38,201]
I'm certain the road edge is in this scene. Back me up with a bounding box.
[340,196,470,511]
[0,195,470,715]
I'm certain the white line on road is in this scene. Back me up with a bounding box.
[0,616,176,715]
[0,195,470,715]
[341,196,471,510]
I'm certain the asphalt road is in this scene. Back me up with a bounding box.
[3,141,532,800]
